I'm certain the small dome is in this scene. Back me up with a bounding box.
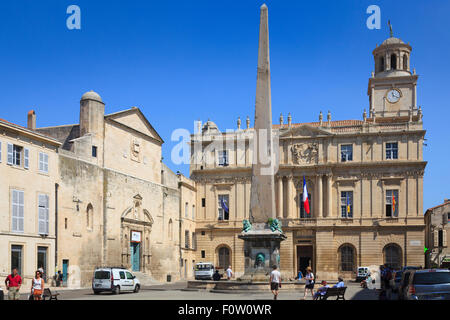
[381,37,405,46]
[81,90,103,103]
[202,120,220,134]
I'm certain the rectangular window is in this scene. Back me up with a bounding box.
[185,202,188,218]
[11,190,24,232]
[92,146,97,158]
[218,195,230,221]
[38,194,49,235]
[119,271,126,279]
[385,190,399,217]
[218,150,229,166]
[300,193,312,218]
[37,247,48,278]
[201,250,206,258]
[39,152,49,173]
[11,245,23,275]
[202,198,206,207]
[192,232,196,250]
[192,205,195,220]
[8,143,25,167]
[201,231,205,236]
[341,144,353,162]
[340,191,353,218]
[185,230,190,249]
[386,142,398,160]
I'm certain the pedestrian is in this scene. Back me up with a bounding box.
[57,270,63,287]
[38,266,45,282]
[302,266,315,300]
[269,265,282,300]
[225,266,233,280]
[333,276,345,288]
[295,270,303,282]
[5,268,22,300]
[31,270,44,300]
[213,270,221,281]
[384,266,393,300]
[313,280,330,300]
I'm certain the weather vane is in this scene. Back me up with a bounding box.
[388,20,393,37]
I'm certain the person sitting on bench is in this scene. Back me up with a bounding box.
[333,277,345,288]
[313,280,330,300]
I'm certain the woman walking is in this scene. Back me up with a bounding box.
[31,270,44,300]
[302,267,315,299]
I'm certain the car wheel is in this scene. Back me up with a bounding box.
[93,290,101,295]
[113,286,120,295]
[134,285,140,293]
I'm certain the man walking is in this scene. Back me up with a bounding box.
[270,265,282,300]
[226,266,233,280]
[5,268,22,300]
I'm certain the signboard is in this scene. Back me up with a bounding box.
[409,240,421,246]
[131,231,141,243]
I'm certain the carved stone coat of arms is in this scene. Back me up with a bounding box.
[291,143,319,164]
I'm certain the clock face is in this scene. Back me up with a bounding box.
[387,89,401,103]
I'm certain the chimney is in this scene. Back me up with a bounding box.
[27,110,36,130]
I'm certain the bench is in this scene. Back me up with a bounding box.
[318,287,347,300]
[43,288,60,300]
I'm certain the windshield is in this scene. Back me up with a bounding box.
[94,271,110,279]
[195,265,213,271]
[413,272,450,285]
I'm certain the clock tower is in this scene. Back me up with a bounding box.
[368,32,419,118]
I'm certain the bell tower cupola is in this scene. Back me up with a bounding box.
[368,21,419,118]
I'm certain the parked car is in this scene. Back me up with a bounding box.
[402,266,421,271]
[398,270,413,300]
[92,267,140,295]
[392,270,403,293]
[356,267,370,282]
[404,269,450,300]
[194,262,215,280]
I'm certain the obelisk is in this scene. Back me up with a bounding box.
[249,3,276,224]
[238,4,285,281]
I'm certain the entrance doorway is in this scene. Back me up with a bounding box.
[297,245,313,277]
[62,259,69,286]
[131,242,140,272]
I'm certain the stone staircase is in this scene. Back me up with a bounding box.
[133,272,161,286]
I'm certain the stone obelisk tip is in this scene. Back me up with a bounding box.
[261,3,268,10]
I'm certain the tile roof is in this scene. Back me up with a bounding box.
[0,118,61,145]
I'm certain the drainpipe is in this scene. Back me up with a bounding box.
[55,183,59,275]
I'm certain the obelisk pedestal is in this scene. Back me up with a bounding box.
[238,4,286,281]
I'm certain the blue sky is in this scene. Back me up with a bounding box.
[0,0,449,210]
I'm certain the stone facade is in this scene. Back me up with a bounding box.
[35,92,196,287]
[189,35,427,280]
[0,116,60,288]
[425,200,449,268]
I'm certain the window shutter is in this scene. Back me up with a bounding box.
[434,230,439,248]
[443,230,448,248]
[38,194,49,234]
[24,148,29,169]
[7,143,13,165]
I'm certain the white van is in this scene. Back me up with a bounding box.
[92,267,141,294]
[357,266,370,282]
[194,262,214,280]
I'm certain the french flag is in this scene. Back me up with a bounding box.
[303,177,310,215]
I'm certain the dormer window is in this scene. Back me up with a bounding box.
[218,150,229,166]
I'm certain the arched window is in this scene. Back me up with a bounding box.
[218,246,230,269]
[168,219,173,240]
[339,244,355,272]
[379,56,385,72]
[403,54,408,70]
[391,54,397,70]
[86,204,93,230]
[384,244,402,270]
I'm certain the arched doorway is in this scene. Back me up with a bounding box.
[338,244,356,277]
[384,244,402,270]
[217,246,231,270]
